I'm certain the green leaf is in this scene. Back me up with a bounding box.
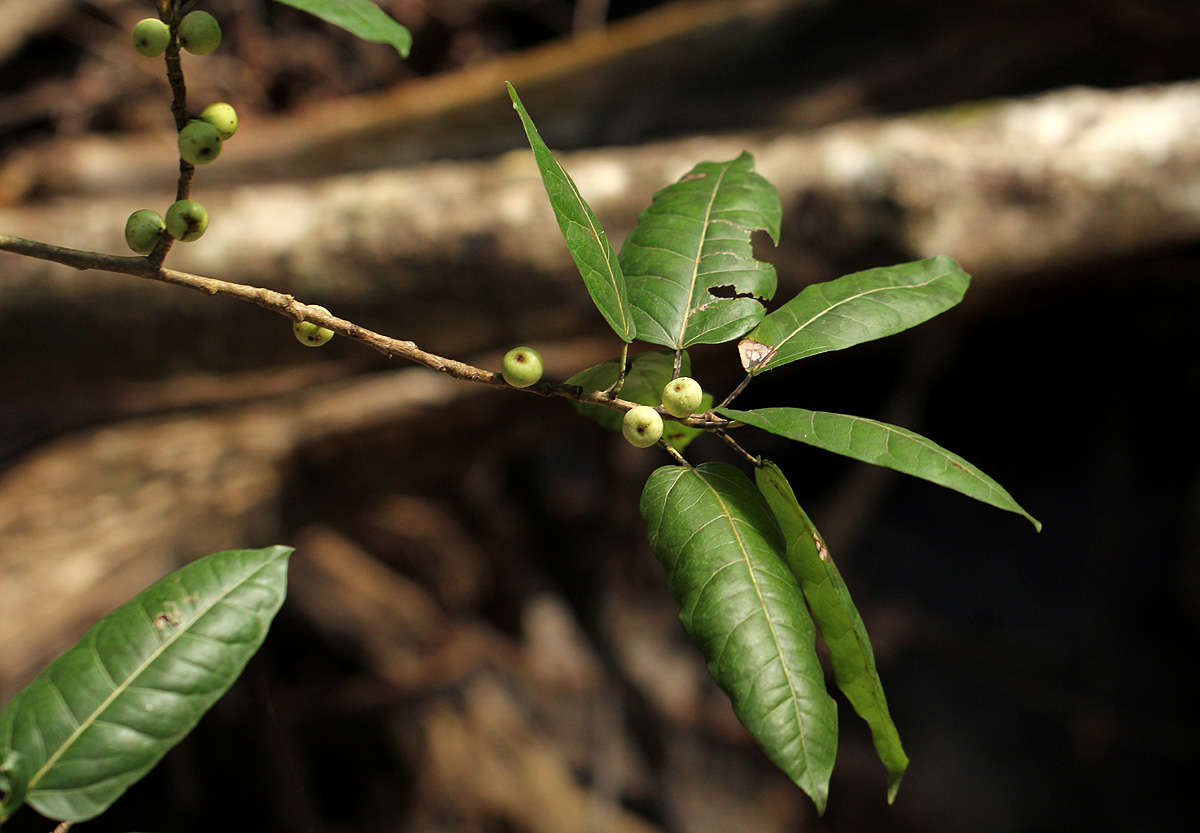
[739,256,970,374]
[507,83,635,342]
[622,152,780,349]
[754,460,907,802]
[273,1,412,56]
[719,407,1042,531]
[0,546,292,823]
[640,463,837,812]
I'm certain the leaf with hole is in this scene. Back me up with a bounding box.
[640,462,837,812]
[739,256,970,373]
[622,152,780,348]
[274,1,411,56]
[0,546,292,823]
[508,83,635,342]
[719,407,1041,530]
[755,460,907,802]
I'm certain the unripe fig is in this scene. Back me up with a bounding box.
[199,102,237,140]
[132,18,171,57]
[178,119,222,165]
[124,209,165,254]
[661,376,703,418]
[178,11,222,55]
[165,199,208,241]
[502,346,544,388]
[293,305,334,347]
[622,405,663,448]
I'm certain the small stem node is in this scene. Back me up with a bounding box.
[602,342,630,398]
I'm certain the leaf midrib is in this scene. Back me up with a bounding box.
[804,410,1005,499]
[695,470,812,777]
[25,561,275,794]
[557,169,630,337]
[675,162,733,348]
[763,270,954,364]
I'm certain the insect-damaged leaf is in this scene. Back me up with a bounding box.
[507,83,636,342]
[622,152,780,349]
[640,463,837,813]
[739,256,969,374]
[755,460,907,802]
[0,546,291,823]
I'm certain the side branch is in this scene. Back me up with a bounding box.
[150,2,195,267]
[0,233,731,428]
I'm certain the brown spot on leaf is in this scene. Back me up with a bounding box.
[812,530,830,562]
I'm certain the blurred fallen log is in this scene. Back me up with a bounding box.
[0,0,821,202]
[0,0,74,63]
[416,674,663,833]
[289,525,513,692]
[4,81,1195,310]
[354,494,494,613]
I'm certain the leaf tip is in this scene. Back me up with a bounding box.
[885,759,907,804]
[811,787,829,816]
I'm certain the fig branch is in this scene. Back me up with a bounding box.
[149,1,197,267]
[0,232,735,431]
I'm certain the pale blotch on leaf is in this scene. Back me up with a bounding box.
[738,338,773,371]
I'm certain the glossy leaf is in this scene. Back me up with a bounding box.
[274,1,412,56]
[739,256,970,374]
[507,83,635,342]
[640,463,837,812]
[0,546,292,823]
[567,351,708,451]
[755,460,907,802]
[622,152,780,349]
[719,407,1042,531]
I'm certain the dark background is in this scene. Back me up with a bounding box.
[1,1,1198,832]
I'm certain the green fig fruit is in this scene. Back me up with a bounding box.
[622,405,663,448]
[132,18,171,57]
[124,208,165,254]
[293,305,334,347]
[164,199,208,242]
[502,346,544,388]
[661,376,703,418]
[178,119,222,165]
[178,11,222,55]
